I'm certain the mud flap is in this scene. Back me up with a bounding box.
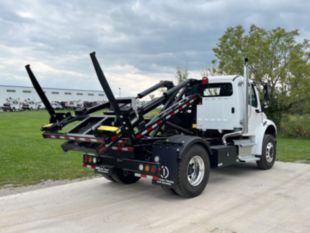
[151,142,180,187]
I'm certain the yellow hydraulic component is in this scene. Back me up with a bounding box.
[42,123,53,129]
[192,123,197,129]
[97,125,121,134]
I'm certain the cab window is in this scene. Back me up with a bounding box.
[249,84,258,107]
[203,83,233,97]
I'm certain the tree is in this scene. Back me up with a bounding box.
[175,67,188,84]
[201,60,221,76]
[213,25,310,125]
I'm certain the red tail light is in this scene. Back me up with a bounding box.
[202,76,209,85]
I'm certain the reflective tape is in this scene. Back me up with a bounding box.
[134,173,160,181]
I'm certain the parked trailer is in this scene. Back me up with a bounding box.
[25,53,277,198]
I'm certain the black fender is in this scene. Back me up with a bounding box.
[151,135,210,187]
[166,135,211,160]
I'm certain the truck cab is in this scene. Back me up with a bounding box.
[197,75,276,166]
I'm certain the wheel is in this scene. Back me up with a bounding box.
[110,168,140,184]
[257,134,276,170]
[173,145,210,198]
[101,173,116,182]
[161,186,178,195]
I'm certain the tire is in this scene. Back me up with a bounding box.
[101,173,116,182]
[173,145,210,198]
[161,186,178,195]
[110,168,140,184]
[257,134,276,170]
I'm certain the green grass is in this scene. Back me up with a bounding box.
[280,114,310,137]
[0,111,93,187]
[0,111,309,187]
[277,136,310,163]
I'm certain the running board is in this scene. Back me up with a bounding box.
[233,139,255,147]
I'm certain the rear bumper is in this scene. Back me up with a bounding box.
[83,154,165,182]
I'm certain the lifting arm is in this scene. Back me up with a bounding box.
[25,65,56,119]
[137,81,174,99]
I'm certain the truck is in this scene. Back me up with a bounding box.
[2,98,22,112]
[23,99,38,110]
[25,52,277,198]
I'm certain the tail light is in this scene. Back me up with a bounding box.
[202,76,209,85]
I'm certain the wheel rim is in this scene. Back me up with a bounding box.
[265,142,274,163]
[187,155,205,186]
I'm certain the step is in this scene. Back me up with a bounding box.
[238,155,260,162]
[233,139,255,147]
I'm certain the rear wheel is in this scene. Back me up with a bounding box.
[110,168,140,184]
[257,134,276,169]
[161,186,178,195]
[173,145,210,198]
[101,173,116,182]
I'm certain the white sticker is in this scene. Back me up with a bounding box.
[160,165,170,179]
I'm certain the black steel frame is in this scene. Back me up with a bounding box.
[25,51,201,154]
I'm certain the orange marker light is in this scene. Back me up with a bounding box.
[144,164,150,172]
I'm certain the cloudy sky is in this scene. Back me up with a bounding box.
[0,0,309,96]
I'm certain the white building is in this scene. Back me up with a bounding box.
[0,84,106,107]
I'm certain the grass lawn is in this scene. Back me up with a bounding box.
[0,111,93,187]
[0,111,309,187]
[277,136,310,163]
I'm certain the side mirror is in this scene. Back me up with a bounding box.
[263,83,270,108]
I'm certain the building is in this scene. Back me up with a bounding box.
[0,84,106,107]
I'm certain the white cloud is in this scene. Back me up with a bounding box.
[0,0,308,96]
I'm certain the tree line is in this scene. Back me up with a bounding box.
[176,25,310,126]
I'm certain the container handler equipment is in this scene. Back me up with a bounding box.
[25,53,277,198]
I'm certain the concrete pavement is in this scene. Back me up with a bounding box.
[0,161,309,233]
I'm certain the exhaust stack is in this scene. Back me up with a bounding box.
[243,58,249,134]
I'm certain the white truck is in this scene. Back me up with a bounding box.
[2,98,22,111]
[26,54,277,198]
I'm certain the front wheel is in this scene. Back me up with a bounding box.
[173,145,210,198]
[257,134,276,170]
